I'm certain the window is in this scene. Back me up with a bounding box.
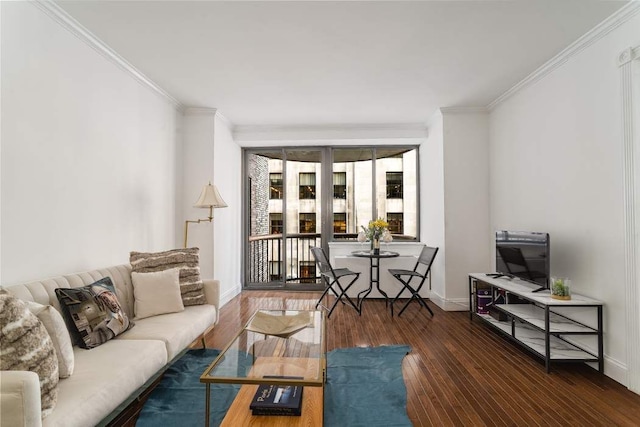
[333,172,346,199]
[269,213,283,234]
[269,261,282,281]
[299,213,316,233]
[269,173,283,199]
[387,213,403,234]
[299,261,316,283]
[299,173,316,199]
[386,172,403,199]
[245,147,418,288]
[334,213,346,233]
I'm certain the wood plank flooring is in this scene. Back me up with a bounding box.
[205,291,640,427]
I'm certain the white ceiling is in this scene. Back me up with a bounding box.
[56,0,628,126]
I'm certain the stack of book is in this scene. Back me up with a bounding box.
[249,382,304,416]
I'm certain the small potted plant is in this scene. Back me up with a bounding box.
[551,277,571,300]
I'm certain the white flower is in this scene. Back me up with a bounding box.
[357,231,367,243]
[382,230,393,243]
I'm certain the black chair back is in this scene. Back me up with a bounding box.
[310,246,334,277]
[414,245,439,274]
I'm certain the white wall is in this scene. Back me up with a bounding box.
[213,115,243,305]
[489,12,640,384]
[1,2,180,284]
[421,110,491,311]
[420,110,446,302]
[181,110,216,280]
[442,111,491,308]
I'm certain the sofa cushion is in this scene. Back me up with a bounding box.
[26,301,75,378]
[130,247,206,306]
[43,339,167,427]
[119,304,216,360]
[55,277,133,349]
[0,289,59,418]
[132,268,184,319]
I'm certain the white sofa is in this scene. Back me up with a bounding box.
[0,264,220,427]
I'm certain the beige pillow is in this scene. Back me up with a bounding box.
[132,268,184,319]
[0,289,58,418]
[26,301,75,378]
[130,247,205,306]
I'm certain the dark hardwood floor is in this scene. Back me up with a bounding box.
[205,291,640,427]
[116,290,640,426]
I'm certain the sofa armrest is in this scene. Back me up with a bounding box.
[0,370,43,427]
[202,279,220,324]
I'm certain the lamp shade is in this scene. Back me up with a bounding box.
[194,183,227,208]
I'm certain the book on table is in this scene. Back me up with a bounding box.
[249,377,304,416]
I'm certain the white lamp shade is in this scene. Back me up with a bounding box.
[194,183,227,208]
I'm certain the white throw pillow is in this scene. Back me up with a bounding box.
[132,268,184,319]
[26,301,75,378]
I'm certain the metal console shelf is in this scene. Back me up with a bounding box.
[468,273,604,373]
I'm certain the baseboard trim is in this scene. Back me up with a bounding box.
[430,293,469,312]
[220,284,241,307]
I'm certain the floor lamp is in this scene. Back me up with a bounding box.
[184,182,227,248]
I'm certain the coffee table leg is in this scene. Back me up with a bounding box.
[205,383,210,427]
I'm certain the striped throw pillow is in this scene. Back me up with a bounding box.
[130,247,206,306]
[0,289,59,418]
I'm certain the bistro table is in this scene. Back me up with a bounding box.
[351,250,400,314]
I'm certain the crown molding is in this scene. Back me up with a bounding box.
[215,111,235,130]
[182,108,235,130]
[233,123,428,143]
[439,106,488,115]
[618,44,640,66]
[488,1,640,110]
[183,107,218,116]
[32,0,183,110]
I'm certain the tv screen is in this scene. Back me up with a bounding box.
[495,230,550,289]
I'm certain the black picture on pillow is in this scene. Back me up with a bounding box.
[55,277,133,349]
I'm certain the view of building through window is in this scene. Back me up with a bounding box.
[245,147,418,287]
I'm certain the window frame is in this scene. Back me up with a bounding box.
[299,172,316,200]
[386,172,404,199]
[269,173,283,199]
[299,212,317,233]
[333,172,347,199]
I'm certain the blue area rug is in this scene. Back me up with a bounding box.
[137,345,411,427]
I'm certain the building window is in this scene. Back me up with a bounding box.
[386,172,403,199]
[299,261,316,283]
[333,172,346,199]
[269,173,283,199]
[334,213,346,233]
[299,213,316,233]
[269,261,282,281]
[387,213,403,234]
[299,173,316,199]
[269,213,283,234]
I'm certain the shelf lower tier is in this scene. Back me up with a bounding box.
[477,313,597,361]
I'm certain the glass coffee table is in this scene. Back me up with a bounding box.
[200,309,326,426]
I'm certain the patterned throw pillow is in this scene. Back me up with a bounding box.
[55,277,134,349]
[0,288,59,418]
[26,301,75,378]
[130,247,206,306]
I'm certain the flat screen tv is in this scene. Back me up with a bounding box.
[493,230,550,292]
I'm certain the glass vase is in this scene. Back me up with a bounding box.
[373,238,380,255]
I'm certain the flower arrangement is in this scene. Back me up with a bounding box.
[357,218,393,244]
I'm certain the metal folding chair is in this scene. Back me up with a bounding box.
[310,246,361,318]
[388,246,439,317]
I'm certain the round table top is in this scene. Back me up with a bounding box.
[351,250,400,259]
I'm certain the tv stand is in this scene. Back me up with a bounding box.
[485,273,512,279]
[469,273,604,373]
